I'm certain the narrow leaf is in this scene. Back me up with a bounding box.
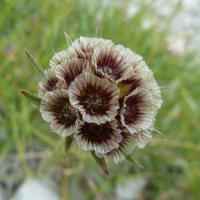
[152,129,166,140]
[25,48,45,77]
[21,91,41,107]
[64,32,73,47]
[63,136,73,159]
[94,22,101,38]
[90,151,109,175]
[126,155,144,169]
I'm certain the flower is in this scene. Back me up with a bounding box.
[40,89,79,137]
[74,120,122,153]
[22,23,164,175]
[118,87,155,134]
[103,127,137,164]
[92,44,135,82]
[54,57,89,87]
[70,36,114,60]
[69,71,120,124]
[38,68,59,97]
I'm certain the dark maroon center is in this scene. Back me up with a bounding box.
[60,103,77,122]
[44,77,58,92]
[81,87,107,113]
[80,122,113,143]
[124,95,141,124]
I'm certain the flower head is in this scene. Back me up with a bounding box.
[22,23,164,175]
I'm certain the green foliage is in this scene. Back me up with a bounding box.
[0,0,200,199]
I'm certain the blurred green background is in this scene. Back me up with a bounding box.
[1,0,200,199]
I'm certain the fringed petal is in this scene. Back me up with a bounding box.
[54,58,89,87]
[69,72,120,124]
[70,37,114,61]
[119,87,155,134]
[134,129,153,149]
[40,89,79,137]
[92,44,135,82]
[38,68,59,97]
[74,120,122,153]
[104,128,136,164]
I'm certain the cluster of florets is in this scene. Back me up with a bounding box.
[23,25,163,175]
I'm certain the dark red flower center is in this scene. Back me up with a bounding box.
[90,95,99,105]
[82,89,105,113]
[100,66,115,80]
[81,123,112,142]
[61,103,76,122]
